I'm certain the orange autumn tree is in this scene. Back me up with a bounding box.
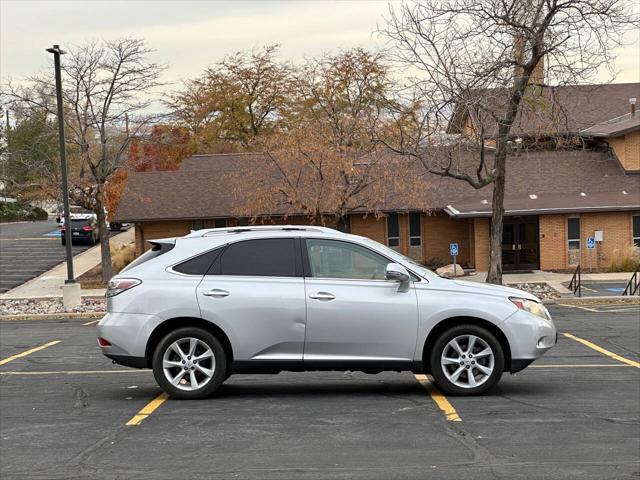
[232,127,414,227]
[104,124,194,221]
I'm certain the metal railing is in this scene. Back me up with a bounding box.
[622,266,640,296]
[568,264,581,297]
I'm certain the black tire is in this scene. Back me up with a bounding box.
[429,324,504,396]
[152,327,227,399]
[110,222,122,231]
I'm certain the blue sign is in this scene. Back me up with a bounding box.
[450,243,459,256]
[587,236,595,250]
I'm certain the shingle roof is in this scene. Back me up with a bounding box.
[580,113,640,138]
[114,149,640,222]
[451,83,640,138]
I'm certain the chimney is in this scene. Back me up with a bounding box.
[512,34,545,87]
[631,98,637,116]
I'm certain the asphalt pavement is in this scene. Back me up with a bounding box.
[0,304,638,479]
[0,219,115,294]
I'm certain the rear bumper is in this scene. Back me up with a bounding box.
[97,312,161,359]
[105,353,147,369]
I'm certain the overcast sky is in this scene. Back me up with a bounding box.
[1,0,638,90]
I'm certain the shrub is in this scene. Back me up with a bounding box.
[423,257,448,270]
[608,247,640,272]
[0,201,48,222]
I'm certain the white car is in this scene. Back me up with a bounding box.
[97,226,557,399]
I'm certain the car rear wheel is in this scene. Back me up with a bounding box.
[152,327,227,399]
[429,324,504,396]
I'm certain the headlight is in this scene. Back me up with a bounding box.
[509,297,550,320]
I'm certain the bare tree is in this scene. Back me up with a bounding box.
[379,0,635,283]
[4,38,165,281]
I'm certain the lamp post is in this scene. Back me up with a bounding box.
[46,44,75,284]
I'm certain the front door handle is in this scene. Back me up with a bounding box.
[202,288,230,298]
[309,292,336,301]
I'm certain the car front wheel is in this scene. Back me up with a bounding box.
[152,327,227,399]
[429,324,504,396]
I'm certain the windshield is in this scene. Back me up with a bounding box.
[356,236,438,279]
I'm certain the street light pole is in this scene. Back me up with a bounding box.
[46,44,74,284]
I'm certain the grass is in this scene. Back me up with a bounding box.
[78,243,136,289]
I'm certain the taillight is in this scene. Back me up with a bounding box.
[97,338,112,347]
[82,225,93,231]
[106,278,142,297]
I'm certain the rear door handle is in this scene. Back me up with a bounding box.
[308,292,336,301]
[201,289,230,298]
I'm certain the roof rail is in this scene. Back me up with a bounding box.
[184,225,338,238]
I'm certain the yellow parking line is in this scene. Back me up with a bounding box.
[414,374,461,422]
[557,304,599,312]
[83,319,100,326]
[126,392,170,426]
[0,340,61,366]
[530,364,631,368]
[563,333,640,368]
[0,369,150,375]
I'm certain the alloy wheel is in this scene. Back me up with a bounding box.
[440,334,494,389]
[162,337,216,391]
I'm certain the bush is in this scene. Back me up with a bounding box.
[608,247,640,272]
[423,257,448,270]
[0,201,49,222]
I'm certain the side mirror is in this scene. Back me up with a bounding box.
[385,262,411,293]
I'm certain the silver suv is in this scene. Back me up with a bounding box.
[97,226,556,399]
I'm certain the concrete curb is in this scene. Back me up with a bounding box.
[0,294,105,301]
[0,312,105,321]
[554,296,640,305]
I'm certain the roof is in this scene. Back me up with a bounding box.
[580,112,640,138]
[450,83,640,138]
[114,149,640,222]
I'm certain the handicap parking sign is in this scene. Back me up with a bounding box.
[449,243,459,256]
[587,236,595,250]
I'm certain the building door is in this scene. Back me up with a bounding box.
[502,216,539,270]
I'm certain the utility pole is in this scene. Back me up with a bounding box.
[47,44,81,308]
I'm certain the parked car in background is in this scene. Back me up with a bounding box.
[56,205,93,223]
[97,226,557,399]
[61,216,100,245]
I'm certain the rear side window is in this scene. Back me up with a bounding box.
[173,247,223,275]
[122,242,175,273]
[216,238,297,277]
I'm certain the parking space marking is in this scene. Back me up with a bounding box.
[0,340,61,366]
[0,369,150,375]
[530,364,632,368]
[414,374,461,422]
[126,392,170,426]
[83,319,101,326]
[563,333,640,368]
[557,304,599,312]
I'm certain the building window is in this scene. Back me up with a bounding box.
[409,212,421,246]
[633,215,640,247]
[336,216,351,233]
[237,218,249,226]
[386,213,399,247]
[214,218,227,228]
[567,217,580,250]
[192,220,204,230]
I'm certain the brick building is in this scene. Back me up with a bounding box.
[116,83,640,272]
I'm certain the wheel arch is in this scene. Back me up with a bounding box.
[144,317,234,369]
[421,316,511,373]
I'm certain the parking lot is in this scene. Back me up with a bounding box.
[0,220,121,293]
[0,304,638,480]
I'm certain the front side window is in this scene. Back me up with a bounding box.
[218,238,297,277]
[387,213,399,248]
[305,239,389,280]
[567,217,580,250]
[409,212,421,246]
[633,215,640,247]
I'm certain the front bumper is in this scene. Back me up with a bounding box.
[501,309,557,372]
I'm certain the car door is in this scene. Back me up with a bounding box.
[302,238,419,363]
[196,237,307,362]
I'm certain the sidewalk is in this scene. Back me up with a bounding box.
[466,270,633,295]
[1,228,134,299]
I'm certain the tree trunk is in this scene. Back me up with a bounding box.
[486,134,508,285]
[95,195,113,283]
